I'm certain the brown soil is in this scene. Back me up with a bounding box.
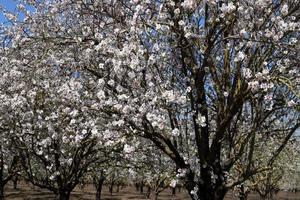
[3,182,300,200]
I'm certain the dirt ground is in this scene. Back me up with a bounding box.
[3,182,300,200]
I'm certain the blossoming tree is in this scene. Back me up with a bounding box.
[0,117,20,200]
[1,0,299,200]
[0,46,124,200]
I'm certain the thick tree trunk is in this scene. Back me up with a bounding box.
[198,165,227,200]
[186,186,226,200]
[197,185,227,200]
[56,190,70,200]
[239,193,247,200]
[184,170,227,200]
[95,176,105,200]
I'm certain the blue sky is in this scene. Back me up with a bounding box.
[0,0,34,24]
[0,0,18,22]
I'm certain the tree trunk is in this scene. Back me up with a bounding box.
[56,190,70,200]
[238,185,248,200]
[239,194,247,200]
[155,192,159,200]
[13,177,18,190]
[184,173,227,200]
[0,152,4,200]
[178,186,181,193]
[193,185,227,200]
[184,165,227,200]
[146,186,151,198]
[172,187,176,196]
[135,183,139,191]
[109,182,114,195]
[95,176,105,200]
[0,185,4,200]
[139,182,144,194]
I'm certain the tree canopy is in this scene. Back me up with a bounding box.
[0,0,299,200]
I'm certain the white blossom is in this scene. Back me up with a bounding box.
[123,144,135,154]
[197,115,206,127]
[172,128,180,137]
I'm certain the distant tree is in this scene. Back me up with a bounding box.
[0,131,20,200]
[0,70,21,200]
[124,141,176,199]
[233,137,300,200]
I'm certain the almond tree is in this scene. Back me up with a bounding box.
[279,140,300,192]
[0,128,19,200]
[250,138,300,199]
[0,49,124,200]
[122,139,177,199]
[1,1,299,200]
[231,136,300,200]
[0,50,22,200]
